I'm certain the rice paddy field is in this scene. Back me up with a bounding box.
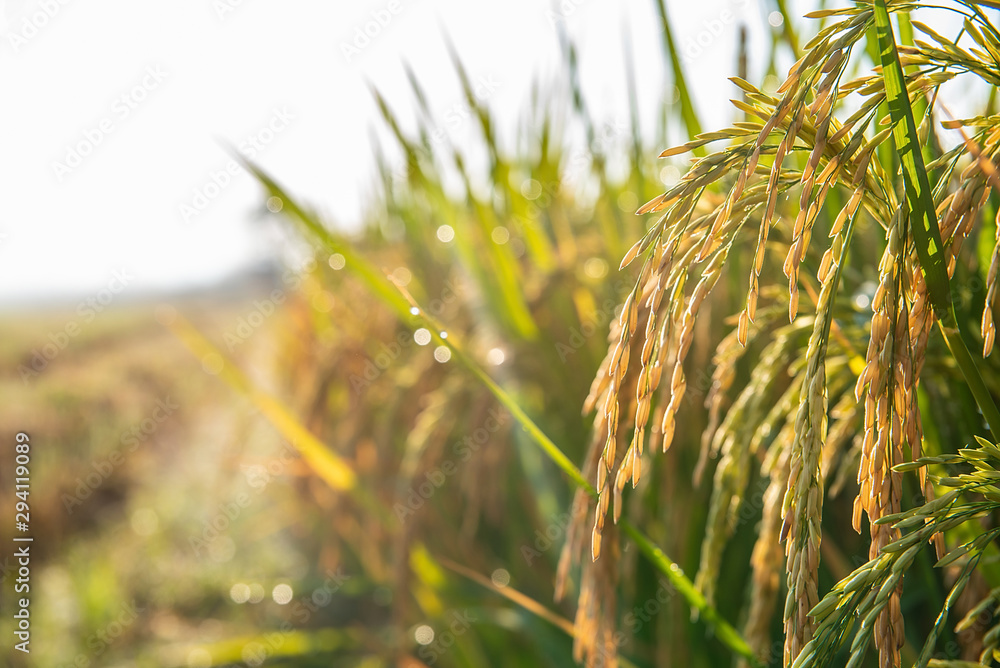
[5,0,1000,666]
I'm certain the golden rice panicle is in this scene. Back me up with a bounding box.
[694,116,768,264]
[736,56,808,345]
[853,207,907,668]
[555,488,591,603]
[905,232,944,559]
[943,129,999,258]
[593,152,741,557]
[983,208,1000,356]
[777,98,868,654]
[560,431,625,665]
[872,317,909,668]
[623,241,678,495]
[929,144,998,360]
[906,266,933,384]
[822,394,859,493]
[592,253,659,559]
[565,400,625,667]
[557,411,615,602]
[573,527,621,668]
[567,446,623,668]
[584,290,632,423]
[905,265,936,504]
[896,264,925,489]
[784,65,854,324]
[780,108,812,323]
[781,227,841,663]
[660,249,725,455]
[749,35,841,332]
[696,329,744,485]
[740,125,789,345]
[592,289,637,560]
[744,429,791,668]
[696,329,794,607]
[941,176,990,279]
[583,344,614,419]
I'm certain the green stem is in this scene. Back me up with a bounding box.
[244,161,763,667]
[620,522,763,666]
[408,294,762,666]
[653,0,704,144]
[872,0,1000,442]
[938,321,1000,439]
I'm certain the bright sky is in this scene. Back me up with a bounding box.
[0,0,783,306]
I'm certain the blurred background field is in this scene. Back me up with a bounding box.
[0,290,345,666]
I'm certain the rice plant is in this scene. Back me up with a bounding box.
[166,1,1000,666]
[583,1,1000,666]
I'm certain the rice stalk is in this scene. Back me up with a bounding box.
[782,176,860,661]
[872,0,1000,439]
[696,321,801,606]
[744,424,793,667]
[801,440,1000,665]
[244,161,762,666]
[584,3,1000,665]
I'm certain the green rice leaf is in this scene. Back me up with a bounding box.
[872,0,1000,441]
